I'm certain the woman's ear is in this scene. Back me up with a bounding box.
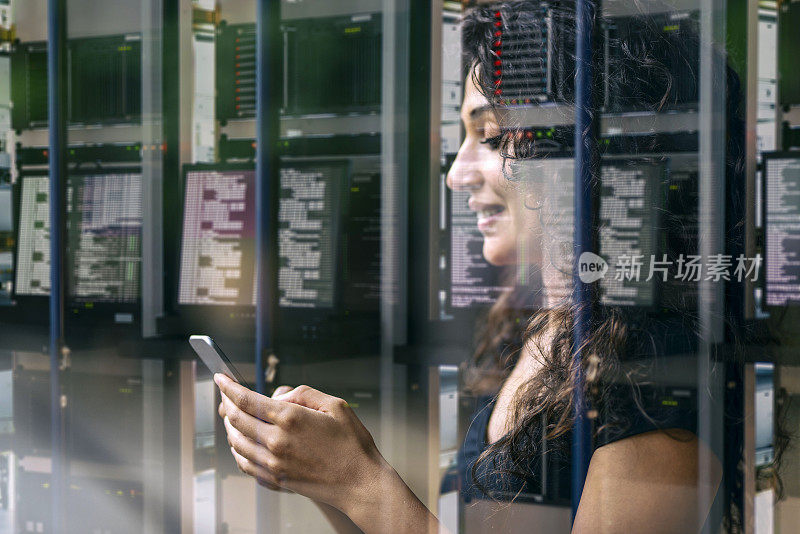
[522,190,542,211]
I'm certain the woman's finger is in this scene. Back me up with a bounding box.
[215,374,301,426]
[257,478,282,491]
[230,447,280,488]
[279,384,338,412]
[272,385,294,398]
[221,393,273,445]
[224,414,276,468]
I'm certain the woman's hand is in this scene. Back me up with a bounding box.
[215,375,393,515]
[219,384,294,492]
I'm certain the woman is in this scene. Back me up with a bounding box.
[216,2,731,532]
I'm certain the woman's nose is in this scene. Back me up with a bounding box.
[446,156,484,191]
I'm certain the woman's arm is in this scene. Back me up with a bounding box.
[216,375,444,534]
[572,429,722,534]
[313,501,363,534]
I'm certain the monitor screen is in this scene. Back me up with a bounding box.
[446,157,575,311]
[178,157,379,320]
[178,166,257,307]
[765,154,800,306]
[442,157,665,312]
[605,11,700,112]
[15,175,51,296]
[278,160,347,309]
[447,183,512,310]
[598,159,665,307]
[14,172,142,303]
[67,173,142,303]
[282,14,382,116]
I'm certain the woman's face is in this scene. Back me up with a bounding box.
[446,71,542,267]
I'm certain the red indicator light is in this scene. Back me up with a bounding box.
[494,69,501,76]
[495,11,501,18]
[496,50,502,56]
[494,79,501,86]
[494,89,502,95]
[494,21,502,27]
[494,30,502,37]
[494,40,501,47]
[526,131,534,139]
[494,60,501,66]
[43,150,48,157]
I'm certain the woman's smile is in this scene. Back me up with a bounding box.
[469,198,510,235]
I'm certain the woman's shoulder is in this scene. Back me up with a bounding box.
[594,379,698,449]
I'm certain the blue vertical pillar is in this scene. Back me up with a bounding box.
[47,0,67,529]
[255,0,279,393]
[255,0,281,530]
[571,0,598,521]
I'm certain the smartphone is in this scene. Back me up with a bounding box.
[189,335,250,388]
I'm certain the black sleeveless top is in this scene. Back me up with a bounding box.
[450,383,699,504]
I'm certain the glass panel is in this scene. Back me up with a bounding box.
[1,0,798,532]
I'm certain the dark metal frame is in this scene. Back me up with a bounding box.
[571,0,600,520]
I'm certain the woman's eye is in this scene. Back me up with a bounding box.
[480,135,504,150]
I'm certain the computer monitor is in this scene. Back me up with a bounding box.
[177,154,381,359]
[176,163,258,344]
[276,155,381,357]
[598,159,666,308]
[445,173,514,312]
[11,35,142,130]
[438,157,668,316]
[12,170,143,321]
[763,152,800,307]
[67,171,142,305]
[281,14,382,116]
[178,164,257,308]
[14,174,51,297]
[277,159,346,310]
[604,10,700,112]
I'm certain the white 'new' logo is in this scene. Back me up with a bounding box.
[578,252,608,283]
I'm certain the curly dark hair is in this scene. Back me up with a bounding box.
[459,1,767,530]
